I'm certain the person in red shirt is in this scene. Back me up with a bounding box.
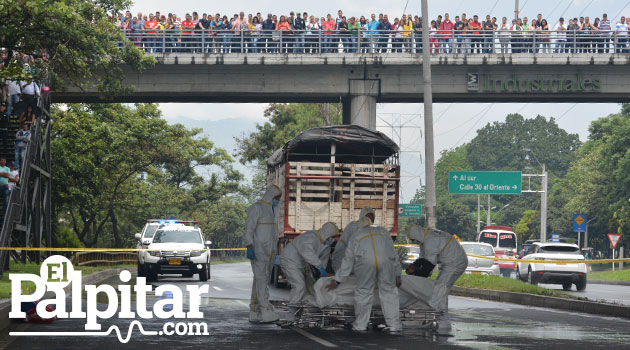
[181,13,195,52]
[322,14,336,53]
[469,15,482,53]
[144,14,159,52]
[439,13,454,53]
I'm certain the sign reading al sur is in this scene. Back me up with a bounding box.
[467,73,601,93]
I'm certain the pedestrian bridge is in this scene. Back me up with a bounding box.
[55,53,630,129]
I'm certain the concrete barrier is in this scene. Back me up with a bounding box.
[451,285,630,319]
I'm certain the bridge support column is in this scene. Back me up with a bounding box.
[345,80,379,130]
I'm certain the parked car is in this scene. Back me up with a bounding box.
[401,245,420,269]
[516,242,587,291]
[477,226,518,277]
[139,221,212,282]
[460,242,500,276]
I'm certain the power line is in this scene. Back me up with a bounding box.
[488,0,501,15]
[547,1,564,20]
[612,0,630,22]
[578,0,596,17]
[559,0,575,19]
[556,103,578,121]
[450,104,495,149]
[520,0,531,14]
[436,104,491,137]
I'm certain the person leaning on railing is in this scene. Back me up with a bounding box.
[322,14,336,53]
[497,17,510,54]
[616,17,629,53]
[554,18,567,53]
[599,14,612,53]
[348,17,359,53]
[413,16,422,54]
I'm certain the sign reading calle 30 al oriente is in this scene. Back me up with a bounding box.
[449,171,522,195]
[467,73,600,93]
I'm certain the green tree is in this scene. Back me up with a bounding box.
[235,103,342,165]
[515,210,538,243]
[0,0,154,93]
[52,103,240,247]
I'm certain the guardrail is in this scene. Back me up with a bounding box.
[73,251,136,266]
[121,29,630,54]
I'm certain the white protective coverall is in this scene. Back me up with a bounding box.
[335,224,402,331]
[243,184,282,323]
[279,222,339,316]
[331,207,375,272]
[408,225,468,333]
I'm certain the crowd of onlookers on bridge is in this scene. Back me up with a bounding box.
[0,52,39,216]
[117,9,630,54]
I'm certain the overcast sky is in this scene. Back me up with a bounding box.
[131,0,627,201]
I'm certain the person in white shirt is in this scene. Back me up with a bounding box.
[554,17,567,53]
[5,80,21,117]
[615,16,628,53]
[7,162,19,192]
[20,81,40,110]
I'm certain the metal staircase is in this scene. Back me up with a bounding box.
[0,94,52,277]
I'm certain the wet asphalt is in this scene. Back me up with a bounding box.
[2,262,630,350]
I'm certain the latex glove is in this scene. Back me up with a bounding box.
[246,247,256,260]
[318,265,327,278]
[325,279,339,291]
[396,276,402,288]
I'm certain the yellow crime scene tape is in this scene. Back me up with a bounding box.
[394,244,630,265]
[0,247,246,252]
[2,246,629,264]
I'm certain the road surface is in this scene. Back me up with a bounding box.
[2,262,630,350]
[539,282,630,305]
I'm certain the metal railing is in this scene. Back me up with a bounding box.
[121,29,630,54]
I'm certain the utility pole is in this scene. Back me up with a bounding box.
[477,194,481,233]
[541,164,548,243]
[487,195,491,226]
[515,0,519,20]
[421,0,437,228]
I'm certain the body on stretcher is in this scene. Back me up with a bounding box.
[277,275,447,331]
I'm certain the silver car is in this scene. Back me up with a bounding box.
[460,242,500,276]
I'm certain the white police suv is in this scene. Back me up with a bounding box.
[140,221,212,282]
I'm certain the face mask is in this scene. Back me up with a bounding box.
[324,237,336,246]
[272,199,280,207]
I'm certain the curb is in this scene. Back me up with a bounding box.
[0,267,129,332]
[451,285,630,319]
[589,279,630,286]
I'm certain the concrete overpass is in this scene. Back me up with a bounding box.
[55,53,630,129]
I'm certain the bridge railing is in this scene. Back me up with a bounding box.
[121,29,629,54]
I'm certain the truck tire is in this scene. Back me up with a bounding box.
[146,268,158,283]
[575,275,587,291]
[562,282,572,291]
[527,267,537,285]
[137,261,145,277]
[199,263,210,282]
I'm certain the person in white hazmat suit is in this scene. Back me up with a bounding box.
[326,223,403,332]
[243,184,283,323]
[407,225,468,334]
[331,207,375,272]
[280,222,340,320]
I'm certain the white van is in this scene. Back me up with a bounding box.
[476,226,518,277]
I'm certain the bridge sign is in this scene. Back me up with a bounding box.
[448,171,522,195]
[607,234,622,249]
[572,214,587,232]
[398,204,422,217]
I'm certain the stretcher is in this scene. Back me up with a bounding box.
[275,275,447,332]
[278,304,443,332]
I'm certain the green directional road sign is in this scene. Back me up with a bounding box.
[448,171,522,195]
[398,204,422,217]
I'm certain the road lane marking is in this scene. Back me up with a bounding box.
[212,286,224,291]
[293,328,338,348]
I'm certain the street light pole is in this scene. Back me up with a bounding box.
[477,194,481,233]
[541,163,548,243]
[487,195,491,228]
[421,0,437,228]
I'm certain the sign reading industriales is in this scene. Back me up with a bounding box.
[449,171,522,195]
[467,73,601,93]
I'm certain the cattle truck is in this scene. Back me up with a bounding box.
[266,125,400,286]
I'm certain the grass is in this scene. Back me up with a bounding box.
[451,274,574,298]
[588,269,630,281]
[0,262,134,299]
